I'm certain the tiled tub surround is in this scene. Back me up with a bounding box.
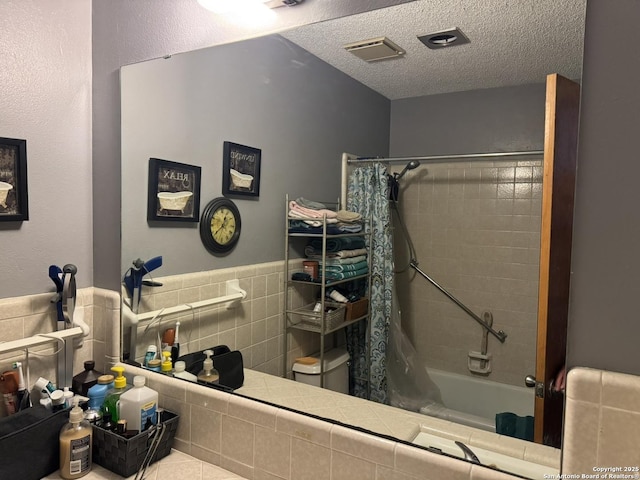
[0,287,119,414]
[391,160,543,387]
[562,368,640,475]
[129,363,560,480]
[124,261,328,378]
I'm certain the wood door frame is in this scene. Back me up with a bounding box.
[535,74,581,446]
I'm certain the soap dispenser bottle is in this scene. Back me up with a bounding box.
[161,351,173,376]
[101,366,130,422]
[59,398,92,479]
[197,350,219,385]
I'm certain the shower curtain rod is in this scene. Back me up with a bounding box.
[348,150,544,165]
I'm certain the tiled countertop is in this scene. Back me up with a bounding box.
[43,449,246,480]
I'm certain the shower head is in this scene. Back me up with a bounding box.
[395,160,421,180]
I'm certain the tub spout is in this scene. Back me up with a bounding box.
[454,441,481,464]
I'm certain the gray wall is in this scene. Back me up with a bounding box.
[93,0,415,291]
[565,0,640,375]
[0,0,92,298]
[121,35,389,276]
[390,83,546,156]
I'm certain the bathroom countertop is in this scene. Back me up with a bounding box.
[236,369,561,470]
[43,449,247,480]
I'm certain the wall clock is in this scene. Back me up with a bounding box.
[200,197,241,255]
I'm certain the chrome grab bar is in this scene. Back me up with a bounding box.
[409,261,507,343]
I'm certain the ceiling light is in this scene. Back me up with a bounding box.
[197,0,277,26]
[417,28,470,49]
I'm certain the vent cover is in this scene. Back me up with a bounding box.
[344,37,406,62]
[418,28,470,49]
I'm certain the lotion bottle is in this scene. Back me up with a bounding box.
[197,350,219,385]
[59,398,92,479]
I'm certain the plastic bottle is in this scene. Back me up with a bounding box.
[87,374,114,410]
[51,389,66,412]
[144,345,157,368]
[12,362,31,411]
[118,375,158,433]
[161,351,173,375]
[63,387,74,408]
[101,366,130,422]
[197,350,219,385]
[59,398,92,479]
[173,361,197,382]
[72,360,103,396]
[0,371,19,415]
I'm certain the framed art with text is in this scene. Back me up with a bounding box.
[222,141,261,197]
[147,157,201,222]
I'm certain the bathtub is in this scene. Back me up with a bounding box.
[420,368,534,432]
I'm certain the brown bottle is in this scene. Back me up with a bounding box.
[59,399,93,479]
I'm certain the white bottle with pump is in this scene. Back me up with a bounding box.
[118,375,158,433]
[197,350,219,385]
[59,398,92,479]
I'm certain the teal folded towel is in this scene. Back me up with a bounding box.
[495,412,534,441]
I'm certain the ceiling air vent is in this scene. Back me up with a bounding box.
[418,28,470,49]
[344,37,406,62]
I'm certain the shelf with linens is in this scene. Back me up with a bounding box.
[283,194,371,388]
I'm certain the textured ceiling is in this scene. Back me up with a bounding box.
[282,0,586,100]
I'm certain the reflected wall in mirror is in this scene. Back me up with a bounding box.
[121,0,586,474]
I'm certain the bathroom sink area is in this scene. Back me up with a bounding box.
[411,431,559,480]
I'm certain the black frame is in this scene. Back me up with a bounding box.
[222,141,261,197]
[200,197,242,255]
[0,137,28,222]
[147,158,201,222]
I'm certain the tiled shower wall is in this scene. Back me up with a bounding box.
[127,261,321,378]
[393,158,543,387]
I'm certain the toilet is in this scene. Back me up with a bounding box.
[292,348,350,393]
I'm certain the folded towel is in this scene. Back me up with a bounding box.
[336,223,363,233]
[336,210,362,223]
[288,208,339,226]
[320,260,369,273]
[288,221,344,235]
[295,197,329,210]
[289,201,337,219]
[323,267,369,281]
[309,237,366,252]
[304,246,368,258]
[308,255,367,265]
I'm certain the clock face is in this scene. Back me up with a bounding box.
[200,198,241,255]
[210,206,236,245]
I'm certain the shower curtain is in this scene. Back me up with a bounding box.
[346,164,394,404]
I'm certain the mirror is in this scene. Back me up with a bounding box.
[121,0,586,473]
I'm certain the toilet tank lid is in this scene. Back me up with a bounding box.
[292,348,349,375]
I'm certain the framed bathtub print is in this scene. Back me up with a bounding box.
[147,158,201,223]
[222,141,261,197]
[0,137,29,222]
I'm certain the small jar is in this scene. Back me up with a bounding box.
[147,359,161,372]
[302,260,318,279]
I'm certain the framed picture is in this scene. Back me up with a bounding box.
[147,158,201,222]
[222,141,261,197]
[0,137,29,222]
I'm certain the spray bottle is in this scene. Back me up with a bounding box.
[59,397,92,479]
